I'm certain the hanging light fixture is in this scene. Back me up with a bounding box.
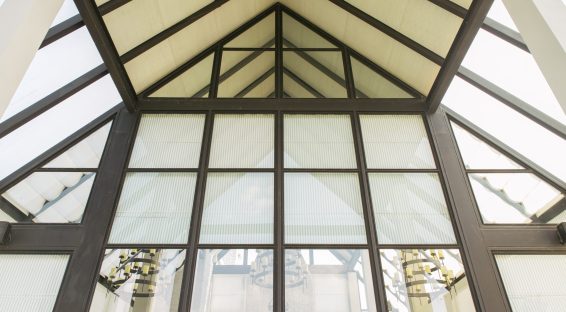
[105,248,160,298]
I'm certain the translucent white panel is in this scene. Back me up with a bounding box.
[44,122,112,168]
[225,13,274,47]
[369,173,456,244]
[218,51,275,98]
[0,254,69,312]
[360,115,436,169]
[90,248,185,312]
[285,173,366,244]
[200,173,273,244]
[3,27,103,119]
[451,122,522,169]
[284,115,357,169]
[462,30,566,125]
[469,173,565,224]
[443,77,566,182]
[2,172,95,223]
[51,0,78,27]
[129,114,205,168]
[191,249,273,312]
[285,249,376,312]
[150,53,213,98]
[209,115,274,168]
[486,0,518,31]
[382,249,475,312]
[496,254,566,311]
[351,58,412,98]
[0,76,121,181]
[282,12,335,48]
[109,173,197,244]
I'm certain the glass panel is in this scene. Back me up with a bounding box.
[381,249,475,312]
[43,122,112,168]
[351,57,412,98]
[191,249,273,312]
[109,173,197,244]
[496,254,566,311]
[283,72,317,98]
[200,173,274,244]
[284,115,356,169]
[486,0,518,31]
[218,51,275,98]
[0,254,69,312]
[360,115,436,169]
[1,172,95,223]
[209,114,274,168]
[225,13,275,47]
[282,12,335,48]
[283,51,347,98]
[91,248,185,312]
[368,173,456,244]
[129,114,205,168]
[285,173,366,244]
[469,172,566,224]
[285,249,376,312]
[149,53,214,98]
[451,122,522,170]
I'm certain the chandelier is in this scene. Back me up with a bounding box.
[249,250,308,288]
[105,248,160,298]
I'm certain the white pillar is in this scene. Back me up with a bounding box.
[0,0,63,118]
[502,0,566,115]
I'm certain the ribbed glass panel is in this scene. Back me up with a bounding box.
[496,255,566,311]
[200,173,274,244]
[285,173,366,244]
[0,254,69,312]
[109,173,197,244]
[284,115,357,169]
[360,115,435,169]
[369,173,456,244]
[209,115,274,168]
[129,114,205,168]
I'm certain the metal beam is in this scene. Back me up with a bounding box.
[283,68,324,98]
[235,68,275,98]
[483,17,528,52]
[40,14,84,49]
[0,224,82,251]
[98,0,132,16]
[0,196,31,222]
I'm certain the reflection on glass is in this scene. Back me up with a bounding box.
[469,173,566,224]
[1,172,96,223]
[351,57,412,98]
[285,249,376,312]
[218,51,275,98]
[200,173,274,244]
[285,173,366,244]
[368,173,455,244]
[150,53,214,98]
[109,173,197,244]
[209,114,274,168]
[225,13,275,47]
[381,249,475,312]
[191,249,273,312]
[90,248,185,312]
[0,254,69,312]
[284,114,356,169]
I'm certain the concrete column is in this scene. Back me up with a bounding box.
[502,0,566,115]
[0,0,63,118]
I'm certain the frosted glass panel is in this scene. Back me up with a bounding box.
[209,115,274,168]
[0,254,69,312]
[200,173,274,244]
[90,248,185,312]
[496,254,566,312]
[129,114,205,168]
[285,173,366,244]
[191,249,273,312]
[285,249,376,312]
[109,173,197,244]
[360,115,435,169]
[284,115,357,169]
[369,173,456,244]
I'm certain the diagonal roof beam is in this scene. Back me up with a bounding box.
[235,68,275,98]
[74,0,137,111]
[283,68,325,98]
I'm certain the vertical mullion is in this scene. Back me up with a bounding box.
[275,5,283,98]
[351,112,389,312]
[343,48,355,99]
[210,47,222,98]
[274,111,284,312]
[179,112,215,312]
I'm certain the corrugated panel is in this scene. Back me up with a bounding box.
[129,114,205,168]
[209,115,274,168]
[200,173,274,244]
[0,254,69,312]
[368,173,456,244]
[496,255,566,311]
[284,115,357,169]
[360,115,435,169]
[109,172,197,244]
[285,173,366,244]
